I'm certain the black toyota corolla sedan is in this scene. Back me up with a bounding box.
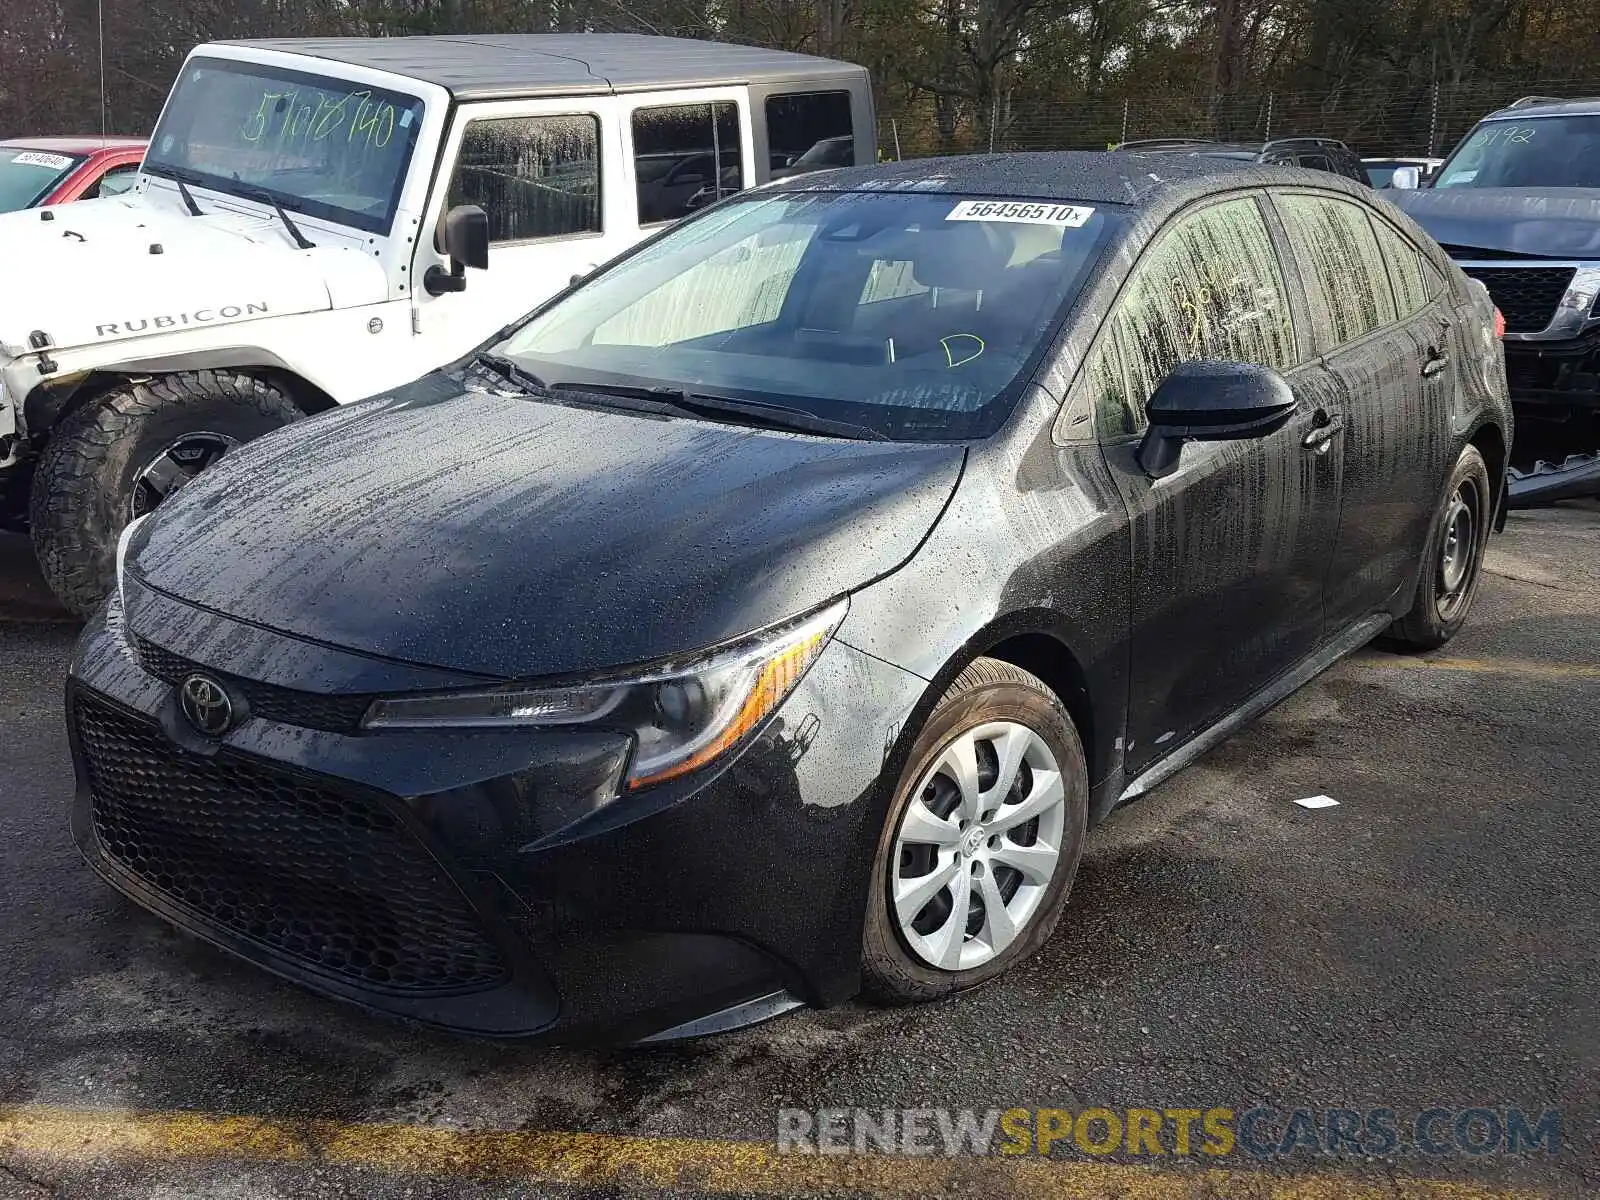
[68,153,1510,1043]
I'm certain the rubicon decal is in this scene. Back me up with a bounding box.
[95,303,270,337]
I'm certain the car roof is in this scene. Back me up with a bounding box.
[0,136,147,153]
[1486,96,1600,119]
[217,34,865,101]
[770,149,1342,208]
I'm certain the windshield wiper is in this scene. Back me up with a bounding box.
[551,381,888,441]
[230,182,315,250]
[474,353,546,394]
[143,162,204,217]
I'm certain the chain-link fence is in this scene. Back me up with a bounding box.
[879,76,1600,163]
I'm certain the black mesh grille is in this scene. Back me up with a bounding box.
[133,637,374,734]
[75,690,508,994]
[1457,265,1574,333]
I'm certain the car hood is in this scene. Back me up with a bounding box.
[127,377,965,679]
[1389,187,1600,258]
[0,195,385,357]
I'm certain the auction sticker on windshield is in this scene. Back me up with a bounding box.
[947,200,1095,226]
[11,152,75,170]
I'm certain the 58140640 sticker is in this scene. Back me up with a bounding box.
[11,151,76,171]
[947,200,1095,227]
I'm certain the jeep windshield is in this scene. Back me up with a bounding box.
[0,148,83,211]
[1434,115,1600,189]
[496,190,1120,441]
[144,56,426,234]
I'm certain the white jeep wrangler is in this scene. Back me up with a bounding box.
[0,33,873,613]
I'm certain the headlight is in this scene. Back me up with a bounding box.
[362,598,848,789]
[114,514,150,612]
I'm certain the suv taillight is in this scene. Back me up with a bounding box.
[1493,307,1506,338]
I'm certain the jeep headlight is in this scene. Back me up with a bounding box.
[362,598,847,789]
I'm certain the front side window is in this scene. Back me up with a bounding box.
[88,163,141,199]
[1278,194,1397,350]
[144,56,426,234]
[0,149,83,211]
[447,115,600,244]
[765,92,854,175]
[1099,196,1297,435]
[633,102,744,225]
[498,191,1122,441]
[1435,116,1600,189]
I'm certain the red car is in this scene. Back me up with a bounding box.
[0,136,146,212]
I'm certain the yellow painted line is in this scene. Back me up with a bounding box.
[0,1106,1552,1199]
[1351,655,1600,681]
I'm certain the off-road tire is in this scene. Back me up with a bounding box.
[1381,443,1492,652]
[862,657,1089,1004]
[29,371,300,616]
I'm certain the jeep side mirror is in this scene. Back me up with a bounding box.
[424,204,490,296]
[1137,361,1297,478]
[1390,166,1421,190]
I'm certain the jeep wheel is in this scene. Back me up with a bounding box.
[29,371,300,616]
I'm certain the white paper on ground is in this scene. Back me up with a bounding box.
[1294,794,1340,810]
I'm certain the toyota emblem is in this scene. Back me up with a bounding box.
[179,674,236,736]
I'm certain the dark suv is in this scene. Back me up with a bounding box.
[1389,95,1600,501]
[1113,137,1367,183]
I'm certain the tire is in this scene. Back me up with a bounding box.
[28,371,300,616]
[862,657,1089,1004]
[1381,443,1492,653]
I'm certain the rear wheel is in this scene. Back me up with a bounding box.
[28,371,300,616]
[862,658,1088,1003]
[1381,443,1492,652]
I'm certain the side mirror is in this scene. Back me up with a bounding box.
[1137,361,1297,478]
[1390,166,1421,190]
[424,204,490,296]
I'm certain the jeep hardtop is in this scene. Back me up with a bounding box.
[0,33,874,612]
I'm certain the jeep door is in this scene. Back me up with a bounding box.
[1089,194,1346,774]
[1272,192,1454,626]
[412,96,630,363]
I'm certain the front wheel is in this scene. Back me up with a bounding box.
[29,371,300,616]
[1381,443,1492,652]
[862,658,1088,1004]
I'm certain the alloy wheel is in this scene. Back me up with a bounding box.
[890,720,1067,971]
[130,432,240,520]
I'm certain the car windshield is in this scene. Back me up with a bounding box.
[497,190,1121,441]
[1366,164,1400,187]
[0,149,83,211]
[144,55,427,233]
[1434,115,1600,189]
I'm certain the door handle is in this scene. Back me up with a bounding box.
[1422,348,1449,378]
[1302,410,1344,452]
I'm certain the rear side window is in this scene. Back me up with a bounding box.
[633,102,745,226]
[1299,154,1333,173]
[1097,196,1297,435]
[765,92,854,175]
[447,115,600,244]
[1372,218,1431,317]
[1277,194,1397,350]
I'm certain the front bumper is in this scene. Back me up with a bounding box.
[67,583,924,1043]
[1502,331,1600,416]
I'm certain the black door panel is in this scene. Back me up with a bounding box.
[1104,364,1343,773]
